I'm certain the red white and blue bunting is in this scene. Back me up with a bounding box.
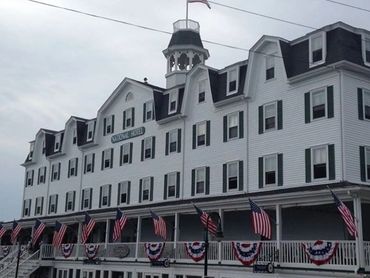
[232,241,261,266]
[84,244,100,259]
[302,240,338,266]
[144,242,165,261]
[61,244,74,258]
[184,241,206,262]
[1,246,10,257]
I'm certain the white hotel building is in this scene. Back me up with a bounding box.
[1,19,370,278]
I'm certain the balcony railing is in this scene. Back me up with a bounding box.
[37,241,370,272]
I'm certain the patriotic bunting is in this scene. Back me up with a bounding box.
[303,240,338,266]
[184,241,206,262]
[330,190,358,237]
[144,242,165,261]
[81,213,96,244]
[52,221,67,247]
[249,199,271,240]
[0,224,6,239]
[113,209,128,242]
[232,241,261,266]
[85,244,100,259]
[61,244,74,258]
[32,219,45,246]
[150,210,167,241]
[11,220,21,244]
[193,204,218,237]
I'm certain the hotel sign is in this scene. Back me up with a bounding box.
[111,127,145,144]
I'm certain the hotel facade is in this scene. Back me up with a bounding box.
[1,19,370,278]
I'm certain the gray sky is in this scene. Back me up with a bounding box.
[1,0,370,221]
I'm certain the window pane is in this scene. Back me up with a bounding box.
[312,91,325,106]
[228,114,238,127]
[196,168,205,182]
[199,80,206,93]
[198,122,206,135]
[229,69,237,81]
[367,149,370,165]
[265,104,276,118]
[313,147,327,164]
[265,156,276,171]
[228,163,238,177]
[312,35,322,51]
[364,92,370,106]
[266,55,274,69]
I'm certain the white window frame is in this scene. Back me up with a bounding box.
[26,170,33,186]
[363,90,370,121]
[226,68,238,95]
[310,87,327,121]
[23,199,31,216]
[196,121,207,148]
[227,161,239,191]
[42,139,46,154]
[66,191,74,212]
[82,188,92,210]
[105,115,113,135]
[198,79,207,103]
[265,54,275,81]
[103,148,112,169]
[39,167,46,184]
[49,194,57,214]
[263,102,277,132]
[263,154,278,187]
[85,153,93,173]
[35,197,43,216]
[125,108,134,128]
[51,163,59,181]
[54,134,61,151]
[169,129,178,153]
[87,121,94,141]
[144,100,154,122]
[366,147,370,181]
[309,32,326,67]
[118,181,129,205]
[362,34,370,66]
[69,158,77,177]
[29,142,34,159]
[311,145,329,181]
[168,91,178,114]
[142,177,151,202]
[72,127,77,144]
[144,137,153,160]
[227,112,239,140]
[167,172,177,199]
[100,184,110,207]
[195,167,206,195]
[121,143,131,164]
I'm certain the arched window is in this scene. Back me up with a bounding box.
[169,55,176,72]
[192,54,201,68]
[178,53,190,71]
[125,92,133,102]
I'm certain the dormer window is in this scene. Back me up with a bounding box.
[54,134,61,152]
[169,91,178,114]
[104,115,114,135]
[29,142,34,160]
[72,127,77,145]
[227,68,238,95]
[265,55,275,80]
[198,80,206,103]
[362,36,370,65]
[42,139,46,154]
[309,32,326,66]
[87,122,94,141]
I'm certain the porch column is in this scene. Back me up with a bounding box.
[76,222,82,258]
[354,197,365,269]
[135,216,142,260]
[174,213,179,249]
[104,219,110,249]
[276,204,282,262]
[218,208,223,263]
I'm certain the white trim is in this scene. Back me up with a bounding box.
[118,181,129,205]
[263,101,277,132]
[168,90,179,115]
[195,121,207,148]
[82,188,92,210]
[226,112,240,141]
[168,129,178,153]
[141,176,151,203]
[226,160,239,192]
[311,144,329,182]
[195,166,206,196]
[310,87,328,122]
[309,31,327,68]
[263,154,278,187]
[226,67,239,96]
[144,100,154,122]
[166,172,178,199]
[265,53,276,82]
[198,78,207,103]
[143,136,154,160]
[361,34,370,67]
[65,191,75,212]
[86,121,95,141]
[100,184,111,208]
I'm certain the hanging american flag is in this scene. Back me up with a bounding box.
[52,221,67,247]
[150,210,167,240]
[330,190,358,237]
[0,224,6,239]
[193,204,218,237]
[81,213,96,244]
[249,199,271,240]
[32,219,46,246]
[11,220,21,244]
[112,209,128,242]
[188,0,211,9]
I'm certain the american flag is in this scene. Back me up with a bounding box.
[331,190,358,237]
[0,224,6,239]
[112,209,128,242]
[249,199,271,240]
[81,212,96,244]
[32,219,46,246]
[11,220,21,244]
[193,204,218,237]
[150,210,167,240]
[52,221,67,247]
[188,0,211,8]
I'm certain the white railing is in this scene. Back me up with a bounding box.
[364,241,370,267]
[221,241,277,263]
[280,240,356,268]
[173,19,200,33]
[40,244,55,259]
[0,248,38,278]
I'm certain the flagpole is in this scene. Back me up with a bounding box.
[186,0,189,28]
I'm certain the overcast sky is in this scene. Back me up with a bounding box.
[1,0,370,221]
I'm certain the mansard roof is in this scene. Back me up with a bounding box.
[168,30,204,48]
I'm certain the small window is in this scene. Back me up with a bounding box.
[195,167,205,194]
[68,158,78,177]
[366,148,370,181]
[310,33,325,65]
[198,80,206,103]
[54,134,61,151]
[362,36,370,64]
[264,103,277,131]
[364,90,370,120]
[265,55,275,80]
[120,143,131,165]
[26,170,33,187]
[142,177,151,202]
[105,115,114,135]
[169,91,178,114]
[264,155,277,186]
[144,101,154,122]
[51,163,60,181]
[49,194,57,214]
[167,172,177,198]
[72,127,77,145]
[312,146,327,180]
[227,68,237,94]
[311,89,326,120]
[87,122,94,141]
[227,162,238,190]
[102,148,113,169]
[29,142,34,160]
[23,199,31,217]
[100,184,111,207]
[144,137,153,159]
[228,113,239,139]
[66,191,74,211]
[38,167,46,184]
[118,181,129,205]
[196,122,207,147]
[124,108,134,129]
[84,153,94,173]
[82,188,92,210]
[35,197,43,215]
[169,129,178,153]
[42,139,46,154]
